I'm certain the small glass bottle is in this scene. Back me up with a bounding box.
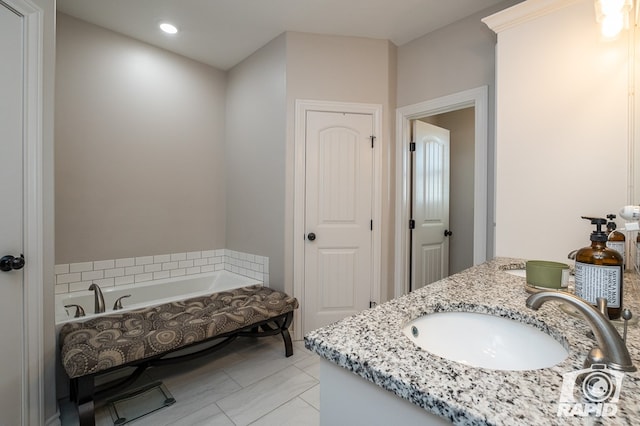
[636,232,640,271]
[606,214,625,268]
[574,217,624,320]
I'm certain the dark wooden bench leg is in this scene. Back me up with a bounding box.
[74,375,96,426]
[280,311,294,357]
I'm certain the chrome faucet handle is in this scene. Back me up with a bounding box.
[64,304,85,318]
[596,297,609,320]
[113,294,131,310]
[622,308,632,343]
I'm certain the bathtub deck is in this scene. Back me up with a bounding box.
[59,336,320,426]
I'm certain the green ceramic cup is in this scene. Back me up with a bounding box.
[525,260,570,289]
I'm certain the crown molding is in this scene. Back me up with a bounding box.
[482,0,584,33]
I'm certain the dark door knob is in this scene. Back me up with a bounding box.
[307,233,316,241]
[444,230,453,237]
[0,254,25,272]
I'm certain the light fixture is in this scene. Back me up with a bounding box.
[594,0,633,38]
[159,22,178,35]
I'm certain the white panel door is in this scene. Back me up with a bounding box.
[0,3,25,425]
[304,111,373,333]
[411,121,450,290]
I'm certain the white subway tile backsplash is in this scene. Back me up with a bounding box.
[104,268,125,278]
[70,262,93,273]
[115,275,134,286]
[178,260,194,269]
[69,281,91,292]
[125,265,144,275]
[154,254,171,264]
[170,253,186,262]
[201,265,215,273]
[186,266,201,275]
[55,264,69,275]
[55,249,270,296]
[115,258,135,268]
[135,273,153,283]
[55,284,69,294]
[144,263,162,273]
[194,258,208,267]
[162,261,178,271]
[93,259,115,270]
[153,270,171,280]
[136,256,154,266]
[94,278,114,287]
[81,270,104,281]
[170,268,186,278]
[186,251,201,260]
[57,273,81,284]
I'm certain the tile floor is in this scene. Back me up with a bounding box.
[59,335,320,426]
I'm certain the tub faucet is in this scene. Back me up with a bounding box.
[88,283,105,314]
[526,291,636,372]
[113,294,131,310]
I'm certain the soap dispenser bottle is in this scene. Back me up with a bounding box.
[606,214,625,268]
[574,216,624,320]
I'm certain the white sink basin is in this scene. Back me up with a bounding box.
[403,312,568,371]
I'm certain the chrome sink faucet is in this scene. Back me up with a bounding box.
[88,283,105,314]
[526,291,636,372]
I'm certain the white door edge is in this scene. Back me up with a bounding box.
[293,99,382,341]
[3,0,46,423]
[394,86,489,298]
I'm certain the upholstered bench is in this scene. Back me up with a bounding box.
[59,285,298,426]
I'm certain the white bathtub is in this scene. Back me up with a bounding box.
[55,270,262,326]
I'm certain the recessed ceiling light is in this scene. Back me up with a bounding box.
[159,22,178,34]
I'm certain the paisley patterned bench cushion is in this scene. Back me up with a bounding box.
[59,285,299,379]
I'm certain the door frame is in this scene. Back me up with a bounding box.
[293,99,382,340]
[3,0,46,423]
[394,86,488,298]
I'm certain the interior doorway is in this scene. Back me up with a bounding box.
[293,100,383,340]
[395,87,489,297]
[410,120,451,290]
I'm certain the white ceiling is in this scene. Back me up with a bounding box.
[56,0,510,71]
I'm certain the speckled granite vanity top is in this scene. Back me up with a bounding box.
[304,258,640,425]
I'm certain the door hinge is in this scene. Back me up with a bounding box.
[409,142,416,152]
[370,220,373,231]
[370,135,376,148]
[409,219,415,229]
[369,301,377,308]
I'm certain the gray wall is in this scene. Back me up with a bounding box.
[225,34,287,291]
[55,13,227,263]
[226,32,396,296]
[397,0,522,260]
[284,32,397,300]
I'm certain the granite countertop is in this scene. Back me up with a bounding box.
[304,258,640,425]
